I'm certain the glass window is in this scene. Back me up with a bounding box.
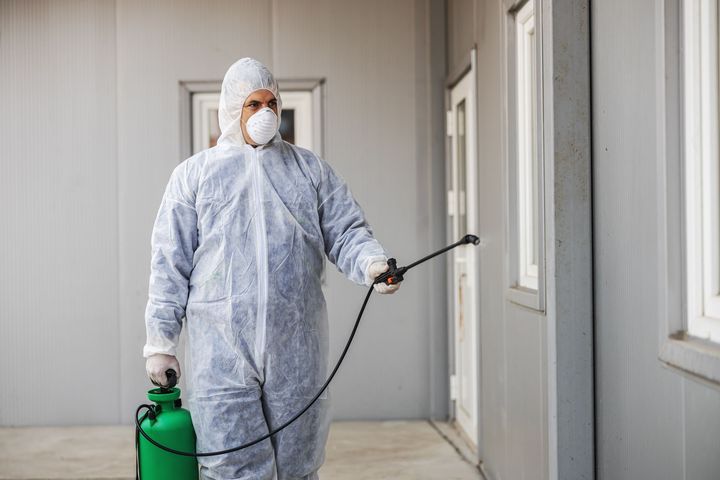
[683,0,720,343]
[516,0,541,291]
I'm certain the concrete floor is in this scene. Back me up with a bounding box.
[0,421,481,480]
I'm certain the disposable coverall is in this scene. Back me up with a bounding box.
[143,57,389,479]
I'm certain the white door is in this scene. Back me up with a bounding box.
[448,66,480,448]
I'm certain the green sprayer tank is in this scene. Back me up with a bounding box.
[137,387,198,480]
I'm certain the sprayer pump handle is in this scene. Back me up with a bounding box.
[164,369,178,389]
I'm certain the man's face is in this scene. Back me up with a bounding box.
[240,89,279,145]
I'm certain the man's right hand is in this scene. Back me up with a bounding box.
[368,261,401,294]
[145,354,181,387]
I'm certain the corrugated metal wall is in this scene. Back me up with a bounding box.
[0,0,448,425]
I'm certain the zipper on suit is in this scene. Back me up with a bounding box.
[251,147,268,370]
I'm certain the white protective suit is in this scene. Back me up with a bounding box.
[143,57,388,479]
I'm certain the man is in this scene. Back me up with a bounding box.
[143,57,399,479]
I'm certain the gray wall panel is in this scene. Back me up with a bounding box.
[0,0,119,425]
[447,0,475,76]
[592,0,720,478]
[504,306,547,480]
[424,0,451,421]
[473,1,511,475]
[548,0,594,477]
[685,381,720,480]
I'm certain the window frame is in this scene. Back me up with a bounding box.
[683,0,720,342]
[658,0,720,384]
[277,90,315,151]
[191,92,221,153]
[505,0,546,311]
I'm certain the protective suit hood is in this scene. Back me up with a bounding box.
[217,57,283,147]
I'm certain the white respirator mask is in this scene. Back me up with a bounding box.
[245,107,279,145]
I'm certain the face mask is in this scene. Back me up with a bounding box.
[245,107,278,145]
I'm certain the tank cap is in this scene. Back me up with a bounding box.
[147,387,181,403]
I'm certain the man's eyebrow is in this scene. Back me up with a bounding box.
[244,98,276,107]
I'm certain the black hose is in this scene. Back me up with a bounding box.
[135,235,479,458]
[136,285,375,457]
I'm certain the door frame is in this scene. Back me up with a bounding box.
[445,46,483,461]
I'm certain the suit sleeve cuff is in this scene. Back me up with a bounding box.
[143,343,177,358]
[362,254,389,286]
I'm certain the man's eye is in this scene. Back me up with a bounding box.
[270,101,277,107]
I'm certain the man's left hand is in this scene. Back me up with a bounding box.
[368,261,401,294]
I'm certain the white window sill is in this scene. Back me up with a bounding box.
[660,331,720,386]
[506,285,544,312]
[688,316,720,344]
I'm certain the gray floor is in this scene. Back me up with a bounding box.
[0,421,481,480]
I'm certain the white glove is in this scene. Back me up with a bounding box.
[145,354,181,387]
[368,261,401,294]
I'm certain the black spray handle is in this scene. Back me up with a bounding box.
[159,369,178,392]
[374,258,407,286]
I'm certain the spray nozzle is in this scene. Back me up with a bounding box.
[462,234,480,245]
